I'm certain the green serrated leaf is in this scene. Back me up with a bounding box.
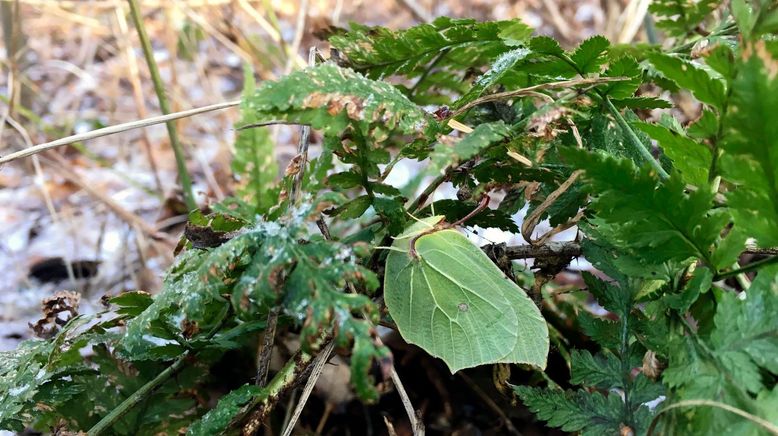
[570,349,623,389]
[187,384,261,435]
[530,36,564,56]
[634,121,712,186]
[578,312,620,350]
[111,291,154,317]
[429,121,511,174]
[721,40,778,247]
[332,195,372,219]
[514,386,626,435]
[648,53,726,110]
[665,267,713,312]
[248,63,430,141]
[328,18,530,103]
[570,150,730,271]
[600,56,642,99]
[327,171,363,189]
[571,35,610,74]
[662,265,778,433]
[649,0,719,37]
[498,20,533,46]
[455,48,531,108]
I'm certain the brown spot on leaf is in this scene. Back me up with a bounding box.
[268,265,288,292]
[527,107,568,140]
[181,319,200,338]
[642,350,665,380]
[240,292,251,312]
[285,154,304,177]
[303,92,365,120]
[30,290,80,339]
[755,40,778,80]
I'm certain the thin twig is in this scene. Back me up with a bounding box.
[459,373,520,436]
[237,120,308,131]
[521,170,583,244]
[406,172,449,214]
[127,0,196,210]
[451,77,627,117]
[0,100,240,165]
[391,368,425,435]
[603,96,670,179]
[647,399,778,436]
[715,254,778,280]
[241,348,318,435]
[290,47,317,205]
[410,194,490,258]
[280,341,335,436]
[256,307,280,387]
[87,352,190,436]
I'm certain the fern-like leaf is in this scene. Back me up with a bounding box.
[248,63,431,142]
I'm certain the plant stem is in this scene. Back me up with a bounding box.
[407,172,448,214]
[603,97,670,179]
[255,307,279,387]
[241,349,317,435]
[289,48,317,205]
[715,255,778,280]
[127,0,196,211]
[0,100,239,166]
[410,48,450,97]
[647,399,778,436]
[555,52,669,180]
[87,352,189,436]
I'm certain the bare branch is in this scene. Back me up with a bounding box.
[0,100,239,166]
[451,77,628,117]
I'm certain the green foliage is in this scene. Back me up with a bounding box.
[3,4,778,435]
[329,17,531,102]
[570,35,610,74]
[660,266,778,434]
[648,53,727,110]
[516,273,663,436]
[721,40,778,247]
[633,119,711,186]
[428,121,510,173]
[570,150,734,273]
[649,0,720,36]
[186,384,261,435]
[384,216,548,372]
[248,63,432,141]
[232,66,279,214]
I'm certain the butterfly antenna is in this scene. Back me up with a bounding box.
[405,211,435,229]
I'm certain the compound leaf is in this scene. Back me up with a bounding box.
[648,53,726,110]
[570,150,732,272]
[634,120,712,186]
[571,35,610,74]
[721,40,778,247]
[248,63,431,141]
